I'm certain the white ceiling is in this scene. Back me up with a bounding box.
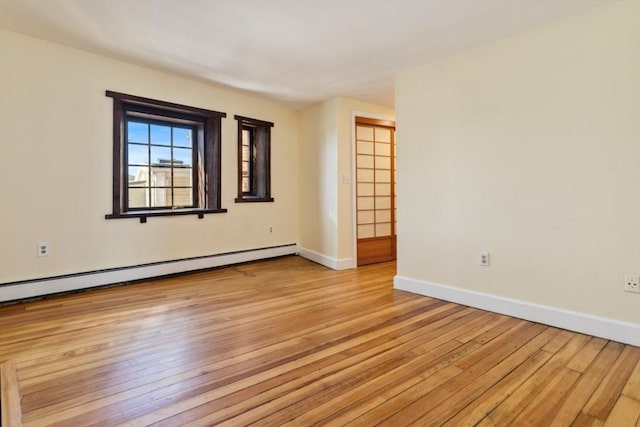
[0,0,609,109]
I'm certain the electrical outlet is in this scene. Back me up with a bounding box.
[269,226,273,233]
[624,274,640,293]
[37,242,50,257]
[479,252,490,266]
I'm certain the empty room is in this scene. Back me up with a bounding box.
[1,0,639,426]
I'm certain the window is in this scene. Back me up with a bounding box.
[106,91,227,222]
[235,115,274,202]
[126,119,196,209]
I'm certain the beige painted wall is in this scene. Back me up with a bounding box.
[396,1,640,324]
[0,29,299,282]
[298,98,339,259]
[297,97,393,266]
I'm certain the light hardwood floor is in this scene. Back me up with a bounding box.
[1,256,639,426]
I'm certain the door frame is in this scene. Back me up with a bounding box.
[350,111,396,267]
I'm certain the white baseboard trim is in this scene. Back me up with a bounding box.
[298,247,355,270]
[394,275,640,347]
[337,257,356,270]
[0,244,299,303]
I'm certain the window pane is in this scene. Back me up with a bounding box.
[150,168,171,187]
[150,146,172,165]
[128,188,148,208]
[173,167,192,187]
[127,121,148,143]
[173,127,192,148]
[242,177,250,193]
[150,124,171,145]
[242,145,250,161]
[128,166,149,187]
[173,187,193,207]
[242,129,251,145]
[127,143,148,165]
[150,187,170,207]
[173,147,192,167]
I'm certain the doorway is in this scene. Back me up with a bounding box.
[355,117,396,265]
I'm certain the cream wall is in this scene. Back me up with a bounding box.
[0,28,299,283]
[297,97,393,268]
[298,98,339,260]
[395,0,640,331]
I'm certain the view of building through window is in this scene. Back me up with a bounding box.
[106,90,226,221]
[126,120,195,209]
[241,128,252,193]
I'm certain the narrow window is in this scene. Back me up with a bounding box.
[235,115,274,202]
[106,91,227,222]
[241,127,253,194]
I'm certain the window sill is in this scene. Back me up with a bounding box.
[235,197,275,203]
[105,208,227,223]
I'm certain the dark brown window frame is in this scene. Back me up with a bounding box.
[125,116,198,211]
[105,91,227,222]
[234,115,274,203]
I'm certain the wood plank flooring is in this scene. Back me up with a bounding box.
[1,359,23,426]
[0,255,639,426]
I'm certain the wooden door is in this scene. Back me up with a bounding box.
[355,118,396,266]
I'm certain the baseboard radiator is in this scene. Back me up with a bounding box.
[0,244,299,304]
